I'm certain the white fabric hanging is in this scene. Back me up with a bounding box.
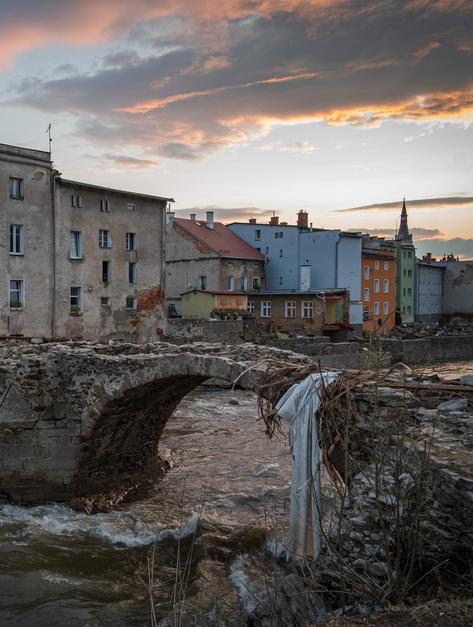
[276,372,339,561]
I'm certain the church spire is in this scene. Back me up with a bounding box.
[396,197,412,243]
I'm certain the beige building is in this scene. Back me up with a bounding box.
[1,143,172,341]
[165,212,265,315]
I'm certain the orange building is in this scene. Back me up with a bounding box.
[362,243,396,333]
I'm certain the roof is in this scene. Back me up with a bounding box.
[362,248,395,259]
[181,289,248,296]
[59,178,174,203]
[250,289,347,297]
[174,218,265,261]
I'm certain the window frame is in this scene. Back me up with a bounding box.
[247,300,255,315]
[69,230,83,260]
[374,301,380,317]
[261,300,272,318]
[125,232,136,251]
[285,300,296,319]
[301,300,313,319]
[70,286,83,314]
[9,278,24,309]
[364,265,369,280]
[102,260,111,284]
[383,301,389,316]
[126,296,137,310]
[374,278,380,293]
[99,229,111,248]
[252,277,260,290]
[254,229,261,241]
[128,262,137,285]
[9,224,24,256]
[364,287,370,302]
[383,279,389,293]
[9,177,24,200]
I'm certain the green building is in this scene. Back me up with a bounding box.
[395,199,416,324]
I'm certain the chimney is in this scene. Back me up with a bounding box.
[297,210,309,228]
[249,218,257,224]
[190,213,196,221]
[206,211,214,229]
[269,215,279,226]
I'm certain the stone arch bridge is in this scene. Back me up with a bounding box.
[0,341,312,505]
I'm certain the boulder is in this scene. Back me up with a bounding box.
[437,398,468,412]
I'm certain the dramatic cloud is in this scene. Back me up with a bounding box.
[3,0,473,159]
[350,227,445,239]
[96,153,160,170]
[416,237,473,260]
[339,195,473,213]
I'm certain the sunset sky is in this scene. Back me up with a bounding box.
[1,0,472,257]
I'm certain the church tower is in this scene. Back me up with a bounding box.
[396,198,412,243]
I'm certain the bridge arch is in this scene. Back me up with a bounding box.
[71,353,264,506]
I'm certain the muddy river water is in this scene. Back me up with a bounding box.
[0,361,471,626]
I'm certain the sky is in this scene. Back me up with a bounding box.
[0,0,472,258]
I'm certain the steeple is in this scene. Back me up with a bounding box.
[396,197,412,243]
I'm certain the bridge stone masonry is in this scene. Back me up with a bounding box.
[0,340,313,507]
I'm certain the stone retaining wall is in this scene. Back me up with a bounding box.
[378,335,473,365]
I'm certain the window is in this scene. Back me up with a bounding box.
[9,224,24,255]
[364,287,369,302]
[70,286,82,313]
[255,247,261,252]
[128,262,137,284]
[255,229,261,241]
[383,279,389,293]
[198,275,207,290]
[363,309,370,321]
[9,279,24,308]
[227,276,234,290]
[407,305,412,313]
[408,269,412,277]
[101,296,111,306]
[403,288,406,296]
[364,266,369,280]
[125,232,136,250]
[275,232,279,239]
[285,301,296,318]
[100,199,110,213]
[374,279,380,293]
[408,288,412,296]
[252,277,260,290]
[279,249,283,257]
[374,302,380,316]
[265,246,269,254]
[279,232,283,238]
[408,251,412,258]
[70,231,83,259]
[383,302,389,315]
[9,177,23,200]
[126,203,136,211]
[240,275,248,291]
[126,296,137,309]
[261,301,271,317]
[374,260,380,270]
[403,269,406,277]
[102,260,111,284]
[247,300,255,314]
[384,261,389,271]
[302,301,313,319]
[71,194,82,208]
[99,229,111,248]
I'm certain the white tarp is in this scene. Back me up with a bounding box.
[276,372,339,560]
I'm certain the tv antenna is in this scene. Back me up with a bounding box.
[45,123,52,156]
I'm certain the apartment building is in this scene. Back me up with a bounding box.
[165,211,265,315]
[0,143,172,341]
[362,237,396,333]
[395,199,416,324]
[228,211,363,333]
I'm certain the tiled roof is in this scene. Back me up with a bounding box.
[174,218,265,261]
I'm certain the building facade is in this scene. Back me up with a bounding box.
[165,212,265,315]
[0,143,171,341]
[228,211,363,332]
[394,199,416,324]
[361,237,396,333]
[438,256,473,316]
[248,289,348,337]
[415,257,444,323]
[181,289,247,318]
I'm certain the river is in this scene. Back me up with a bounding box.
[1,360,471,626]
[0,385,292,626]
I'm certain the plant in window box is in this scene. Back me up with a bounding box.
[70,305,81,315]
[9,300,23,309]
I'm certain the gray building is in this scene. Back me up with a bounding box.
[228,211,363,332]
[415,258,444,324]
[165,212,265,315]
[0,143,172,341]
[436,255,473,317]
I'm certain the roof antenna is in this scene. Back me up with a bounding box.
[45,123,52,157]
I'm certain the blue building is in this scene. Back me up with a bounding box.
[228,211,363,332]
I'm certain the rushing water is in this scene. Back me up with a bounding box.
[0,386,292,626]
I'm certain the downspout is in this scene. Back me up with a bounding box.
[335,233,341,288]
[50,168,57,340]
